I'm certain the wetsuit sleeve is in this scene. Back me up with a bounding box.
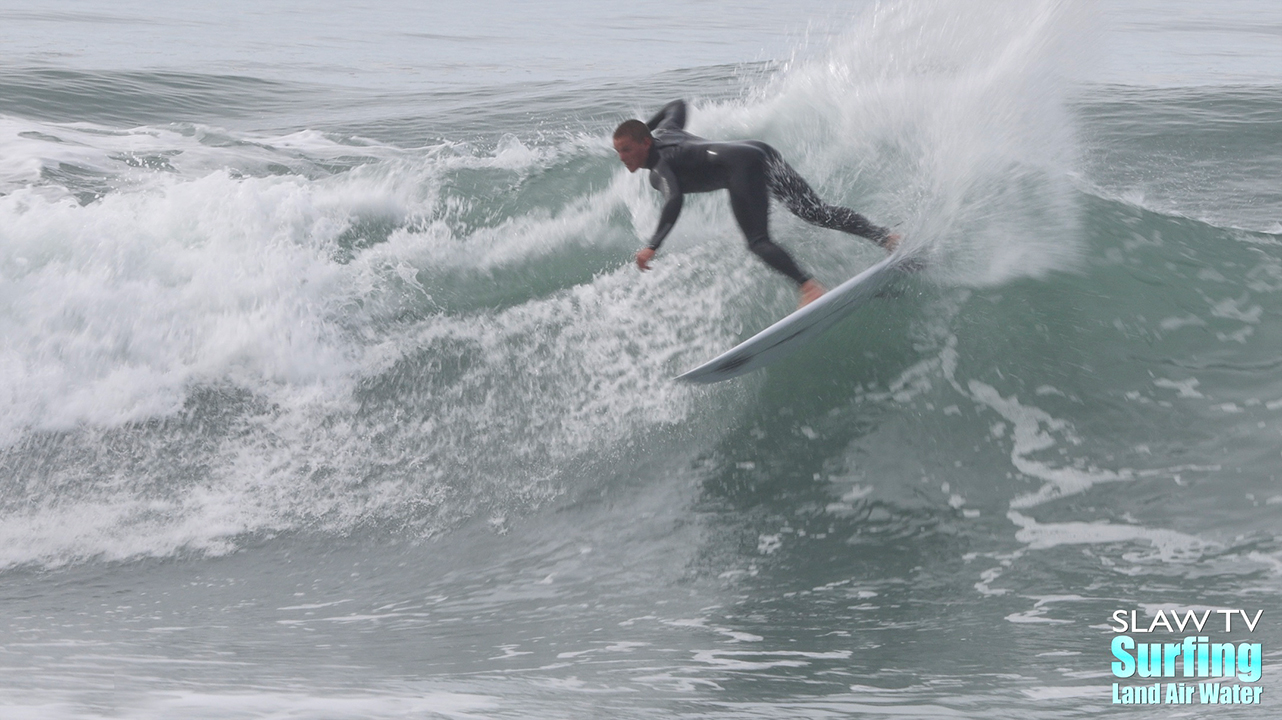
[646,160,683,250]
[645,100,687,132]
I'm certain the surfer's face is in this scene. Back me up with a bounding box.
[613,136,651,173]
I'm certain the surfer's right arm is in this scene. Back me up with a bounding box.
[646,100,687,133]
[634,101,685,271]
[636,162,682,271]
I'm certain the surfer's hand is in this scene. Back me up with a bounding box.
[883,233,902,252]
[635,247,655,271]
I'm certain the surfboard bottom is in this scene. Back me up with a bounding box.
[675,251,919,384]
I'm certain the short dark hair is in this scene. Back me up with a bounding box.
[613,119,651,143]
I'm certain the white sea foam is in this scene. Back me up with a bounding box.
[692,0,1086,287]
[0,168,360,443]
[0,111,758,568]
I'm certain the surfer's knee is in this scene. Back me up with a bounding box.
[747,237,810,285]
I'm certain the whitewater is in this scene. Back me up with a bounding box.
[2,1,1281,718]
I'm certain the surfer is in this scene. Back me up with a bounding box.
[613,100,899,307]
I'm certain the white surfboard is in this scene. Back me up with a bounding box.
[675,250,917,384]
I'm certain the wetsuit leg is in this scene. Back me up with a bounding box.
[716,143,812,285]
[752,142,891,248]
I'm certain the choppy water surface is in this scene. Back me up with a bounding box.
[2,1,1281,718]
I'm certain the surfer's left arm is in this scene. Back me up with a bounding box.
[636,162,683,271]
[645,100,687,133]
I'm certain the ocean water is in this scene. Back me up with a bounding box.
[2,0,1281,718]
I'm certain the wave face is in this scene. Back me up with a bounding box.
[2,1,1281,718]
[0,0,1092,568]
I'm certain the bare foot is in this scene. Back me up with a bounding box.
[882,232,902,252]
[798,279,827,309]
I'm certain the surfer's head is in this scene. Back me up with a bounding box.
[612,120,652,172]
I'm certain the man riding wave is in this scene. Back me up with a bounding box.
[613,100,899,307]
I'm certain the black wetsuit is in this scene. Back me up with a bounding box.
[642,100,891,285]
